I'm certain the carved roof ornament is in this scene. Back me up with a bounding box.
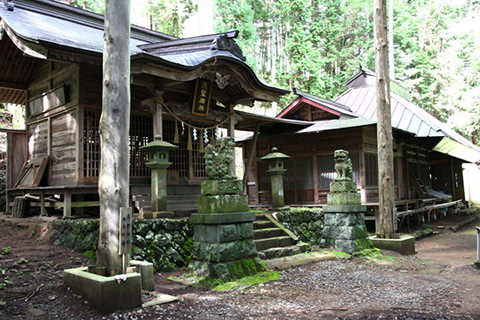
[210,35,246,61]
[215,72,231,89]
[2,0,14,11]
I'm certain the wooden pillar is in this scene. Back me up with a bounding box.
[153,96,163,136]
[40,191,47,216]
[97,0,131,275]
[375,0,395,238]
[228,106,236,177]
[313,155,319,203]
[359,151,367,203]
[243,125,259,194]
[63,191,72,217]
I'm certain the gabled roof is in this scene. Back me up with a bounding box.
[0,0,288,103]
[336,70,475,143]
[335,69,480,162]
[277,88,357,119]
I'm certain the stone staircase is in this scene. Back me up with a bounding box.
[131,185,200,217]
[254,213,308,259]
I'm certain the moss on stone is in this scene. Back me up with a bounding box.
[212,271,280,291]
[474,260,480,269]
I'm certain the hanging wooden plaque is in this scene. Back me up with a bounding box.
[191,79,212,117]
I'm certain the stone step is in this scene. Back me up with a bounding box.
[253,220,276,229]
[254,227,284,238]
[258,244,307,260]
[255,236,295,251]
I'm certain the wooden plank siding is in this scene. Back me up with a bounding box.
[244,125,412,205]
[23,60,81,186]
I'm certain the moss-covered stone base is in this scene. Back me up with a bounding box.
[323,212,373,254]
[189,257,265,281]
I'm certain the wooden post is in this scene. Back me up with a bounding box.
[153,95,163,136]
[375,0,395,238]
[63,191,72,217]
[243,125,259,194]
[313,155,319,203]
[97,0,131,276]
[228,106,236,177]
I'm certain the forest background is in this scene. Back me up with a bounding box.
[4,0,478,144]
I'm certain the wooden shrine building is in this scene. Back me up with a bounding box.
[241,69,480,215]
[0,0,309,216]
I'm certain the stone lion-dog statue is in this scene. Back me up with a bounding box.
[334,149,353,180]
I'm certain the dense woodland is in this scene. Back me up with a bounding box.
[47,0,480,144]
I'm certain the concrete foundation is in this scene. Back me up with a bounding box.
[370,234,416,255]
[130,260,154,291]
[64,267,141,313]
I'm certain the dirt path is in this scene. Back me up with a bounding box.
[0,215,479,320]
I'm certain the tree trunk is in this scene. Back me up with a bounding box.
[374,0,395,238]
[96,0,131,275]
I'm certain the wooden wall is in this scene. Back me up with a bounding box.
[21,60,80,186]
[243,125,410,205]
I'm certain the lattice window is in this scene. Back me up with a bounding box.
[163,120,211,179]
[83,109,100,177]
[130,115,152,177]
[365,153,378,186]
[258,160,271,191]
[317,155,335,188]
[164,120,188,178]
[285,158,314,190]
[83,111,152,178]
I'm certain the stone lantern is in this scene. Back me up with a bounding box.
[261,147,290,207]
[141,135,177,213]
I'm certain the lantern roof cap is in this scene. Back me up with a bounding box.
[141,135,178,151]
[261,147,290,160]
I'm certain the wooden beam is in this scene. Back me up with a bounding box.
[0,81,27,91]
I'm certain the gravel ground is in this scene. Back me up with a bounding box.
[0,216,479,320]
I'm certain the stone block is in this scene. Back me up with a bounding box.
[190,212,255,225]
[198,194,249,213]
[329,180,357,193]
[370,234,415,255]
[201,179,243,195]
[194,223,253,243]
[130,260,154,291]
[324,213,365,226]
[327,192,361,205]
[64,267,141,314]
[192,239,257,262]
[322,205,366,213]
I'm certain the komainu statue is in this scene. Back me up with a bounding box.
[334,149,353,181]
[204,137,235,179]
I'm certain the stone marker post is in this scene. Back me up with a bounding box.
[261,147,290,207]
[322,150,373,254]
[190,138,264,280]
[141,135,177,216]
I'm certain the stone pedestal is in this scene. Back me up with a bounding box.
[322,150,373,254]
[190,178,264,280]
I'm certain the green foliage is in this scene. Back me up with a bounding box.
[0,247,11,256]
[58,0,105,13]
[215,0,480,143]
[215,0,374,103]
[144,0,198,37]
